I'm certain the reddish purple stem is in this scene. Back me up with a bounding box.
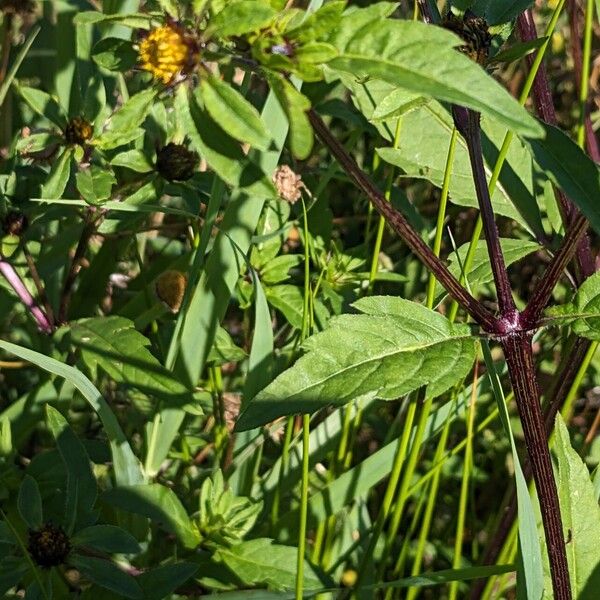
[0,259,52,334]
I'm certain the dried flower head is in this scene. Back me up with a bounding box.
[3,210,28,237]
[138,24,196,85]
[28,523,71,568]
[155,270,187,313]
[442,11,492,66]
[0,0,36,15]
[273,165,307,204]
[155,142,199,182]
[64,116,93,146]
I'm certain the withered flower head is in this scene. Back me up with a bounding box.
[28,522,71,568]
[155,270,187,313]
[3,210,28,237]
[64,116,93,146]
[138,24,197,85]
[155,142,199,182]
[273,165,306,204]
[442,11,492,66]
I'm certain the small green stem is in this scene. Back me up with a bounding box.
[578,0,594,148]
[426,127,458,307]
[367,118,403,294]
[271,415,294,529]
[560,340,598,420]
[353,398,419,592]
[449,369,477,600]
[296,413,310,600]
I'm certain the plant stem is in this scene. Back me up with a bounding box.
[368,118,403,294]
[426,127,457,307]
[449,364,478,600]
[296,412,310,600]
[0,259,52,334]
[453,107,516,318]
[501,333,571,600]
[353,398,418,592]
[522,213,588,327]
[308,110,498,333]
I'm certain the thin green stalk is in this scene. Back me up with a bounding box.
[480,522,518,600]
[447,0,567,322]
[367,118,403,294]
[352,398,419,592]
[408,403,502,496]
[560,340,598,421]
[381,394,434,580]
[296,197,313,600]
[271,415,295,529]
[578,0,595,148]
[406,399,455,600]
[296,413,310,600]
[426,127,458,307]
[449,369,478,600]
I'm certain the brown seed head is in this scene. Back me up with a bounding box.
[156,143,199,182]
[155,270,187,312]
[0,0,36,14]
[273,165,306,204]
[64,117,93,146]
[28,522,71,568]
[3,210,28,237]
[442,11,492,66]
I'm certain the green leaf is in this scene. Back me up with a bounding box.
[471,0,535,26]
[265,284,305,330]
[371,89,429,122]
[200,76,272,151]
[110,149,154,173]
[15,84,67,128]
[95,89,156,150]
[328,17,542,137]
[92,37,137,71]
[102,484,200,548]
[213,538,329,591]
[207,0,277,38]
[72,525,141,554]
[73,11,152,29]
[137,563,199,600]
[547,272,600,338]
[17,475,43,530]
[41,148,73,200]
[489,37,548,65]
[266,72,313,160]
[69,555,143,599]
[207,327,247,365]
[236,297,476,430]
[69,316,190,400]
[46,405,97,522]
[0,557,27,596]
[524,122,600,237]
[0,339,144,487]
[552,414,600,596]
[75,166,116,204]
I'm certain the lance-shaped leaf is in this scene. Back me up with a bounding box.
[327,16,542,138]
[236,297,477,430]
[524,121,600,236]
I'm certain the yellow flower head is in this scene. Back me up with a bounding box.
[138,24,191,84]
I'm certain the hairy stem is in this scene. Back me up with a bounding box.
[501,333,571,600]
[308,109,498,333]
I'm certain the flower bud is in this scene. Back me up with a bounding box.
[155,142,199,182]
[273,165,305,204]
